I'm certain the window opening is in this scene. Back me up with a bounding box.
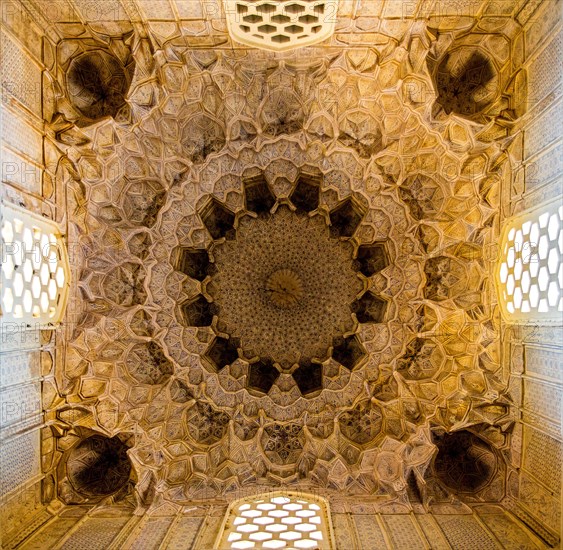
[224,0,339,52]
[1,201,70,325]
[496,199,562,322]
[216,491,335,549]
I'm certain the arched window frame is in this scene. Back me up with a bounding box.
[215,491,336,549]
[495,198,562,324]
[1,201,70,326]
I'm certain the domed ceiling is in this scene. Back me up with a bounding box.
[46,15,524,509]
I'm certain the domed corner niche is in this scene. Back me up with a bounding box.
[431,429,501,497]
[427,36,503,122]
[61,433,133,503]
[66,49,135,127]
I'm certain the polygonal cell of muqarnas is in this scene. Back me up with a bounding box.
[351,292,388,324]
[101,263,147,306]
[338,400,383,446]
[244,175,276,215]
[122,179,166,227]
[329,197,366,238]
[396,338,446,381]
[292,360,323,396]
[203,336,240,373]
[260,89,304,137]
[247,359,280,395]
[261,423,305,465]
[331,335,367,371]
[199,197,236,241]
[179,295,217,328]
[354,242,389,277]
[181,114,226,164]
[399,174,445,221]
[186,402,230,445]
[125,342,174,385]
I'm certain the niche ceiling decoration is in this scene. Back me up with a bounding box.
[45,14,525,511]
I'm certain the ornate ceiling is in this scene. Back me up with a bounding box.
[41,6,526,512]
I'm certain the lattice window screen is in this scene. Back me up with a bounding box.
[216,492,335,549]
[224,0,338,51]
[496,200,562,322]
[1,202,70,325]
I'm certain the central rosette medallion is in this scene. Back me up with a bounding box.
[209,207,362,368]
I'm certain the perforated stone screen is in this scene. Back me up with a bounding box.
[224,0,338,51]
[1,202,70,325]
[217,492,335,549]
[496,200,562,322]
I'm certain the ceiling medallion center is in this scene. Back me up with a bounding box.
[266,269,303,309]
[210,207,362,368]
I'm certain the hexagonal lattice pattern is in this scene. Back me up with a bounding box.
[497,201,562,321]
[1,202,70,324]
[218,493,334,549]
[225,0,338,52]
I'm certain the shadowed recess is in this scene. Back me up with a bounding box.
[352,292,387,323]
[355,243,389,277]
[436,49,497,116]
[67,435,131,497]
[248,358,280,394]
[329,198,364,238]
[180,295,217,327]
[332,335,367,370]
[293,360,323,395]
[433,430,499,493]
[244,175,276,215]
[66,51,131,122]
[204,336,240,371]
[200,198,236,240]
[176,248,213,281]
[290,175,321,213]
